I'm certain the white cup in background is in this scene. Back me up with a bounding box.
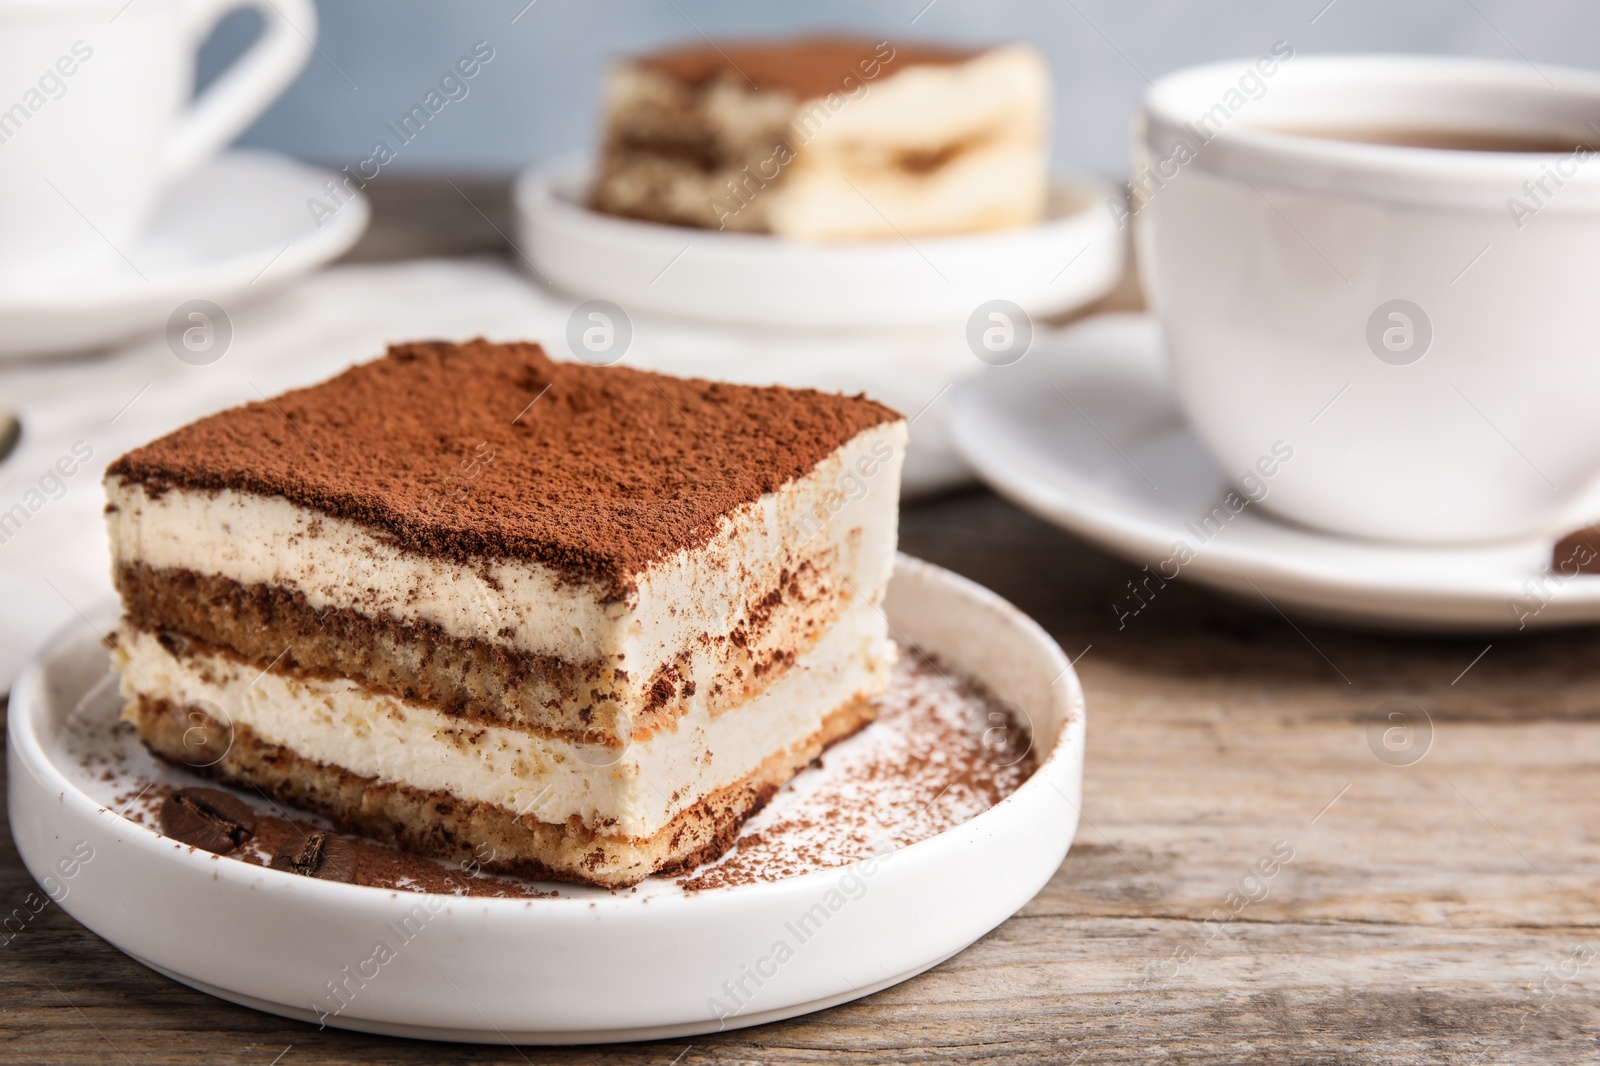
[0,0,315,286]
[1138,55,1600,544]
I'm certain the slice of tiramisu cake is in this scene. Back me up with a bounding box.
[591,36,1051,240]
[105,340,906,887]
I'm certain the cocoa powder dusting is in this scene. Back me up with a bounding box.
[676,648,1036,891]
[637,36,977,99]
[105,339,901,597]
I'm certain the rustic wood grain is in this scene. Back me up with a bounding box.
[2,184,1596,1064]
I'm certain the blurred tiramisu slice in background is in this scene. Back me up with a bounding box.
[591,35,1051,240]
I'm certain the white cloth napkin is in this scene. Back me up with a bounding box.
[0,256,982,690]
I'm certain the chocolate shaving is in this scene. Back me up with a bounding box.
[270,830,357,882]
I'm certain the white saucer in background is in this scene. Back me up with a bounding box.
[0,150,368,361]
[8,556,1084,1044]
[949,313,1600,633]
[513,158,1124,329]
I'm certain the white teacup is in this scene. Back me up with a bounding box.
[1137,53,1600,544]
[0,0,315,286]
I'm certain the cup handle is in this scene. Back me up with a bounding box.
[159,0,317,180]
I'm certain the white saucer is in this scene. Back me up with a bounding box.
[513,158,1124,328]
[0,150,368,361]
[949,313,1600,632]
[7,555,1084,1044]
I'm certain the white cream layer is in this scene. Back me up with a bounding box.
[116,599,893,839]
[773,45,1049,240]
[105,421,906,732]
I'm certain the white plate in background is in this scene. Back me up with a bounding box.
[0,150,368,361]
[513,158,1124,329]
[7,555,1084,1044]
[950,313,1600,632]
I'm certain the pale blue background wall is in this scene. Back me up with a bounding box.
[200,0,1600,180]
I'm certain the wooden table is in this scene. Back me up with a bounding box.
[2,183,1595,1065]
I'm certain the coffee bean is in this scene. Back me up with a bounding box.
[160,788,257,854]
[1553,526,1600,575]
[270,830,356,883]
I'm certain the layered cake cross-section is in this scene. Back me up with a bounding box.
[105,340,907,887]
[591,35,1051,240]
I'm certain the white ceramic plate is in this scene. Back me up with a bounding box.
[513,158,1124,328]
[0,150,368,360]
[7,555,1084,1044]
[949,313,1600,632]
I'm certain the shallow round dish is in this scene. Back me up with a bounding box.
[0,149,368,361]
[513,158,1124,328]
[7,555,1084,1044]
